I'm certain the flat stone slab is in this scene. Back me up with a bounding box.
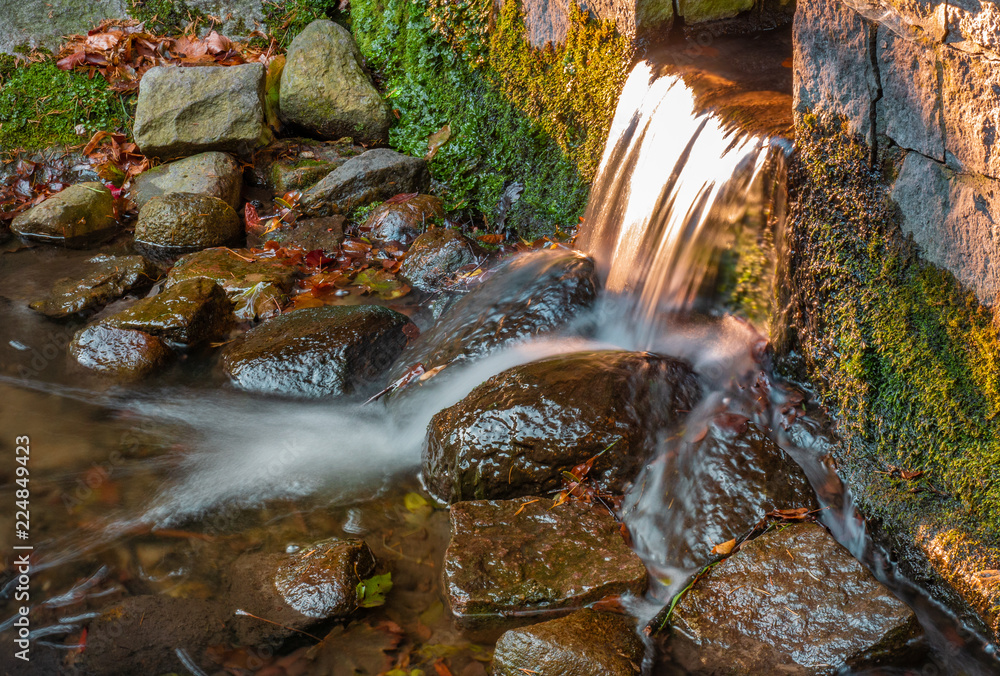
[11,182,117,248]
[670,523,920,674]
[132,151,242,211]
[443,497,647,629]
[300,148,430,216]
[29,255,160,319]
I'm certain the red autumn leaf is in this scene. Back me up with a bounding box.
[384,192,419,204]
[305,249,334,269]
[56,51,87,70]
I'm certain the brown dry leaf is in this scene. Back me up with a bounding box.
[974,570,1000,586]
[900,469,924,480]
[711,538,737,556]
[304,620,403,676]
[203,30,232,54]
[771,507,812,520]
[425,123,452,161]
[85,32,121,51]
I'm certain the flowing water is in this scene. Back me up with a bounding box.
[1,32,999,676]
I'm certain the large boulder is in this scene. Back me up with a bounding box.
[222,304,415,397]
[492,609,644,676]
[399,228,477,293]
[366,194,444,245]
[29,255,160,319]
[134,193,242,261]
[69,325,172,380]
[11,182,117,248]
[133,64,266,160]
[669,523,920,674]
[444,498,647,629]
[279,19,392,144]
[389,250,600,382]
[424,350,699,502]
[226,538,378,645]
[131,151,242,211]
[103,277,234,345]
[299,149,430,216]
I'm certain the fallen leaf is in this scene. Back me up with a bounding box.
[711,538,737,556]
[356,572,393,608]
[425,123,452,161]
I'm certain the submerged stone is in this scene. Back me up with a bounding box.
[103,277,234,345]
[444,497,647,629]
[226,538,377,645]
[134,192,242,261]
[166,248,295,320]
[366,194,445,245]
[492,609,644,676]
[131,151,243,211]
[70,324,172,380]
[670,523,920,674]
[222,304,415,397]
[29,255,161,319]
[133,63,266,159]
[424,350,699,503]
[11,182,117,248]
[399,228,477,293]
[300,149,431,216]
[279,19,392,144]
[248,215,345,251]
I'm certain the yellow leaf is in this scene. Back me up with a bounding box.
[425,123,451,161]
[711,538,737,556]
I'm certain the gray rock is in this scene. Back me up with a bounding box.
[424,350,700,503]
[279,19,392,144]
[891,151,1000,305]
[366,194,444,245]
[493,609,644,676]
[226,538,377,645]
[103,277,234,345]
[11,182,117,248]
[670,523,920,674]
[133,64,266,160]
[940,46,1000,176]
[222,304,415,397]
[166,248,295,320]
[70,324,172,380]
[300,149,430,216]
[399,228,476,293]
[444,497,647,629]
[793,0,877,138]
[29,255,161,320]
[185,0,266,37]
[247,216,345,251]
[131,152,242,211]
[0,0,126,55]
[134,193,242,261]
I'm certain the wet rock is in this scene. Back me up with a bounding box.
[389,250,599,380]
[226,538,377,645]
[247,215,346,251]
[133,63,266,160]
[250,137,364,191]
[670,523,920,675]
[279,19,392,144]
[11,182,117,248]
[134,192,242,261]
[399,228,477,293]
[677,0,752,24]
[103,277,233,345]
[131,151,242,211]
[444,498,647,629]
[366,194,445,245]
[29,255,161,319]
[626,422,819,570]
[493,609,644,676]
[69,324,172,380]
[424,350,699,502]
[300,148,430,217]
[222,304,415,397]
[166,247,295,320]
[83,595,228,676]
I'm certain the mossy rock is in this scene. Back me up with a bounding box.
[134,193,242,261]
[11,182,117,248]
[103,277,234,345]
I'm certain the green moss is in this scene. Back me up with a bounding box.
[128,0,214,34]
[782,113,1000,540]
[350,0,629,238]
[262,0,345,48]
[0,56,134,150]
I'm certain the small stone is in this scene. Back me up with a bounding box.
[134,193,242,262]
[131,151,243,211]
[399,228,477,293]
[250,137,364,191]
[133,64,266,160]
[222,304,415,397]
[103,277,234,345]
[70,324,172,380]
[300,149,431,216]
[226,538,377,645]
[248,216,345,251]
[279,20,392,144]
[366,194,444,245]
[492,609,644,676]
[444,498,647,629]
[670,523,921,674]
[29,255,161,319]
[11,182,117,248]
